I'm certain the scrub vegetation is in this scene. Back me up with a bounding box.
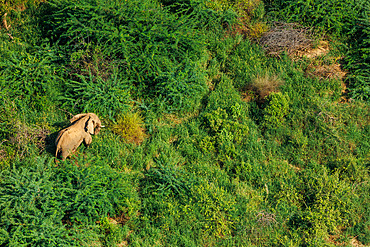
[0,0,369,246]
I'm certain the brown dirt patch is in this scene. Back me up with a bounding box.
[306,62,347,81]
[296,40,349,101]
[0,146,6,161]
[295,40,347,82]
[328,235,367,247]
[295,41,330,59]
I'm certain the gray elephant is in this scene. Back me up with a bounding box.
[55,113,103,160]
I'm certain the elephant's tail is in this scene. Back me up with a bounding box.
[55,146,61,159]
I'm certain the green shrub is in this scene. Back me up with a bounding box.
[222,38,269,90]
[0,0,45,15]
[0,157,96,246]
[265,0,365,38]
[153,63,208,113]
[295,163,354,243]
[262,92,290,129]
[0,156,140,246]
[346,180,370,245]
[201,78,250,149]
[99,217,129,247]
[343,3,370,100]
[0,47,62,112]
[201,106,249,159]
[205,0,268,39]
[141,159,237,242]
[63,70,131,119]
[159,0,238,30]
[0,95,54,167]
[0,98,17,164]
[44,0,210,113]
[198,76,252,179]
[143,160,194,199]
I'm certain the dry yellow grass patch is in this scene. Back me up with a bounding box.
[243,72,283,103]
[111,112,147,145]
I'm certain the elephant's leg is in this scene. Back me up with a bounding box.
[61,149,71,161]
[84,134,92,147]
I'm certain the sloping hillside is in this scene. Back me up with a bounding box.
[0,0,369,246]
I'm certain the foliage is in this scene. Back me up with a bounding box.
[0,156,139,246]
[0,0,44,15]
[0,96,54,169]
[199,76,252,178]
[44,0,211,113]
[343,2,370,100]
[0,98,18,167]
[153,63,208,113]
[99,217,129,246]
[141,159,237,242]
[289,163,354,242]
[201,106,249,160]
[206,0,268,39]
[111,111,147,145]
[0,45,62,112]
[62,70,132,119]
[265,0,364,37]
[262,92,290,129]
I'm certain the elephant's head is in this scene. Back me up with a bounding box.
[70,113,104,135]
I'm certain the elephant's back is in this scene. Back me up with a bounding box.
[55,128,85,149]
[55,128,69,146]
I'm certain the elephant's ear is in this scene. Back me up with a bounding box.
[85,117,94,134]
[70,113,87,123]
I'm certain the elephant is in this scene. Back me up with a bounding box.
[55,113,103,160]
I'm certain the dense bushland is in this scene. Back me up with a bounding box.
[0,0,369,246]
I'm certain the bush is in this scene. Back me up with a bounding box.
[0,156,140,246]
[0,47,62,112]
[265,0,365,38]
[99,217,130,246]
[201,106,249,160]
[45,0,210,113]
[62,70,132,119]
[293,163,354,243]
[343,3,370,100]
[0,96,53,167]
[141,159,237,242]
[206,0,268,39]
[0,0,44,15]
[262,92,290,129]
[198,76,251,178]
[153,63,208,113]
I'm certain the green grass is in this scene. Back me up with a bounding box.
[0,0,369,246]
